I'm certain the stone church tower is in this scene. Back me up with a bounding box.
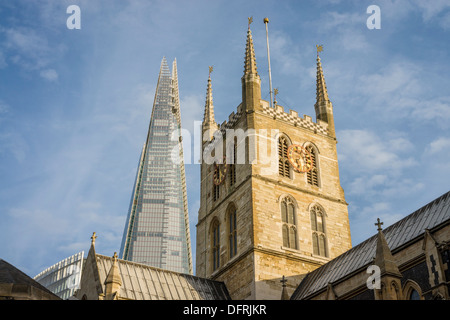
[196,21,352,300]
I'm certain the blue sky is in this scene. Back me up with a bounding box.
[1,0,449,278]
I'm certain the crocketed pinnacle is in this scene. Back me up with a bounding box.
[374,226,402,277]
[105,252,122,287]
[244,27,258,76]
[202,72,217,128]
[316,56,330,104]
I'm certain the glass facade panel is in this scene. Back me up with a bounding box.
[34,251,84,300]
[119,57,192,275]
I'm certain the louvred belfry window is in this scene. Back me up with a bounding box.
[306,145,319,187]
[278,136,290,177]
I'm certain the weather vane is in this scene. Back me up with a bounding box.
[316,44,323,57]
[209,65,213,77]
[274,88,279,104]
[248,16,253,28]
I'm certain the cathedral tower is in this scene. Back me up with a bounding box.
[196,20,351,299]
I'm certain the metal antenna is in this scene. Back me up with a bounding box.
[264,17,274,108]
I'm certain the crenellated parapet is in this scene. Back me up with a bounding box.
[260,101,328,135]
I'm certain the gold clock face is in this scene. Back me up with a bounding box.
[213,156,227,185]
[287,144,313,173]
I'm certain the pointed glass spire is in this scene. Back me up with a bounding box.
[119,57,193,275]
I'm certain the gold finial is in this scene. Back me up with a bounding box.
[264,17,269,24]
[248,16,253,28]
[316,44,323,57]
[375,218,384,231]
[209,65,213,77]
[91,232,97,246]
[274,88,279,105]
[113,252,118,262]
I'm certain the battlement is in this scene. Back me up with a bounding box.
[218,104,244,134]
[260,100,328,135]
[204,100,329,158]
[216,101,328,136]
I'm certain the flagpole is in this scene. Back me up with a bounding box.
[264,17,274,109]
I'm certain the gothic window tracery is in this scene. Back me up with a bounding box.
[281,197,297,249]
[310,204,328,257]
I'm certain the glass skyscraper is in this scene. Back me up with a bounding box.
[34,251,84,300]
[119,57,193,275]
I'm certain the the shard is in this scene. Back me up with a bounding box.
[119,57,193,275]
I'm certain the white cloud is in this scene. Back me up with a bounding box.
[427,137,450,154]
[0,132,28,163]
[440,11,450,29]
[359,62,422,98]
[412,0,450,21]
[319,11,365,30]
[0,51,7,69]
[348,174,388,195]
[338,129,417,174]
[375,0,450,25]
[411,98,450,122]
[180,93,204,133]
[40,68,58,81]
[0,100,10,114]
[8,208,70,236]
[352,61,450,126]
[1,26,65,81]
[3,27,51,70]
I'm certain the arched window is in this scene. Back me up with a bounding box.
[228,206,237,258]
[211,220,220,270]
[409,290,420,300]
[391,281,400,300]
[281,197,297,249]
[305,144,319,187]
[403,280,423,300]
[278,136,290,178]
[310,204,327,257]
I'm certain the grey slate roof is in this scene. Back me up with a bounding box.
[0,259,61,300]
[95,254,231,300]
[291,190,450,300]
